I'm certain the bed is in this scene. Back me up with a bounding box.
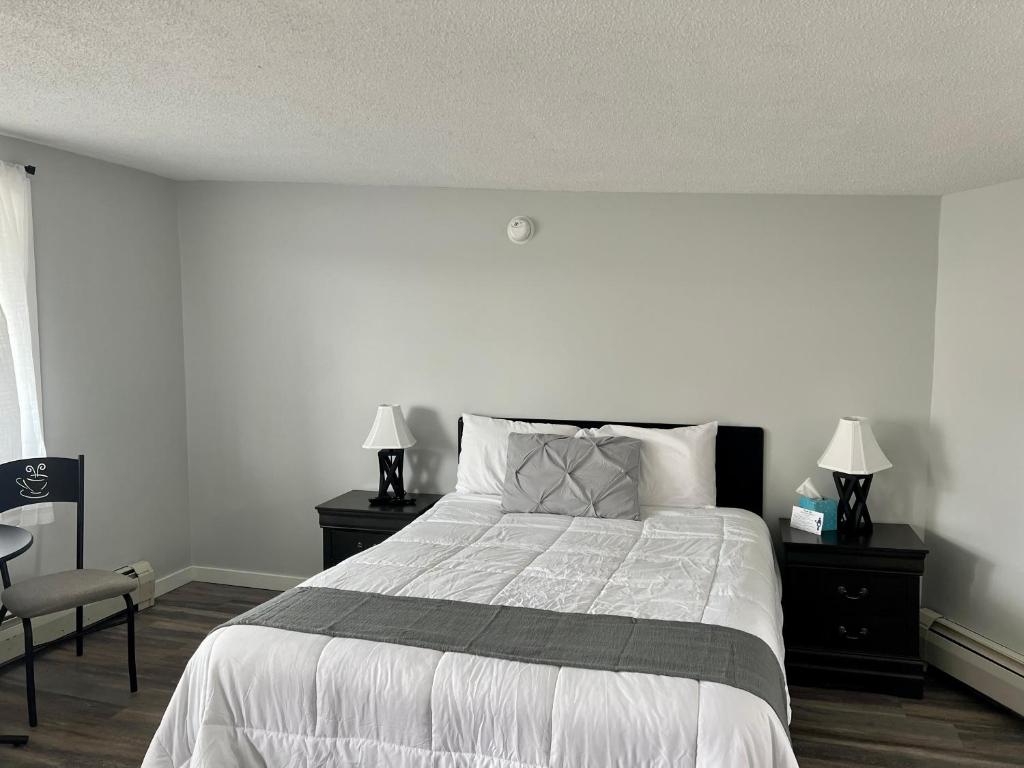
[144,418,797,768]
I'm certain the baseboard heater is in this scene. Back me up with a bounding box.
[0,560,155,669]
[920,608,1024,716]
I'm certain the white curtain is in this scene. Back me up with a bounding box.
[0,161,51,526]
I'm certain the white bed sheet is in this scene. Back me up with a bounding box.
[144,493,797,768]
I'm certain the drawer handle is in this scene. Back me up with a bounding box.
[837,586,869,600]
[838,625,869,640]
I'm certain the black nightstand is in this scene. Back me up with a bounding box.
[316,490,444,570]
[778,521,928,697]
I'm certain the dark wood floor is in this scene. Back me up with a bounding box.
[1,583,1021,767]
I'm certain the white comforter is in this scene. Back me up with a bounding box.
[144,494,797,768]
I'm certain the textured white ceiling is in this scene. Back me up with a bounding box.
[2,1,1024,194]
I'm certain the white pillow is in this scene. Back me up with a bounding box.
[577,422,718,507]
[457,414,580,496]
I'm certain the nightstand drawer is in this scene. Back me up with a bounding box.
[325,528,391,564]
[784,565,918,618]
[784,566,920,657]
[785,609,918,656]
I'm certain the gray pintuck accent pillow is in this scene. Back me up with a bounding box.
[500,433,642,520]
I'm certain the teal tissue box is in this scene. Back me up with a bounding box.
[798,496,838,532]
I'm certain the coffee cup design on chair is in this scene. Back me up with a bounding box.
[16,464,49,500]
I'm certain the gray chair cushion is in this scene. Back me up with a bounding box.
[501,433,641,519]
[2,569,135,619]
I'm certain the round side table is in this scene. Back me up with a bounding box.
[0,523,33,748]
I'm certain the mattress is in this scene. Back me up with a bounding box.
[144,493,797,768]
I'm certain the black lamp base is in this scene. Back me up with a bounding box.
[368,449,416,507]
[833,471,874,535]
[369,496,418,507]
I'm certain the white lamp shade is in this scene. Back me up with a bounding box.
[817,416,892,475]
[362,404,416,449]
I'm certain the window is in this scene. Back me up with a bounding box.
[0,161,50,525]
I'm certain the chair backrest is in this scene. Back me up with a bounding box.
[0,456,85,569]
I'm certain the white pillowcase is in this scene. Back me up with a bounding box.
[577,422,718,507]
[456,414,580,496]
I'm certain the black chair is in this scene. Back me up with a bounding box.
[0,456,138,727]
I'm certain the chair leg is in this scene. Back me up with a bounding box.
[123,594,137,693]
[75,605,84,657]
[22,619,36,727]
[0,604,7,626]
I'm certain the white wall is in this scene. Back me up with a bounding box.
[177,183,940,578]
[0,135,190,583]
[927,178,1024,653]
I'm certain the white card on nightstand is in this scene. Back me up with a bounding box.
[790,506,824,535]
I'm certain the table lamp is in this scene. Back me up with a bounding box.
[817,416,892,535]
[363,404,416,507]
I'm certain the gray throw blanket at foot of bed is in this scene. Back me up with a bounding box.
[220,586,789,734]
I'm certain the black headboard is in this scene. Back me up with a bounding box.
[457,417,764,517]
